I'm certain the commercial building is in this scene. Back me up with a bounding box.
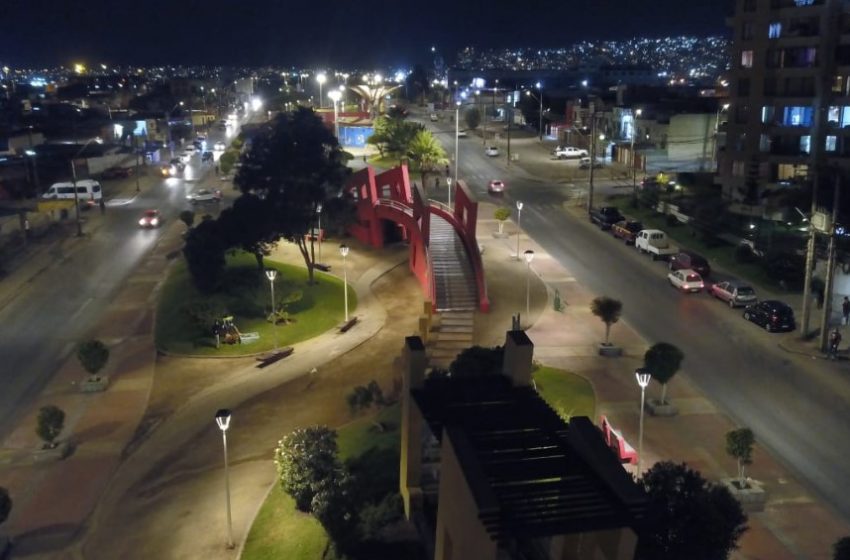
[721,0,850,217]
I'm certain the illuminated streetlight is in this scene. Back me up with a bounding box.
[316,203,324,263]
[316,73,327,108]
[339,244,350,322]
[214,409,234,549]
[265,269,278,352]
[635,369,652,477]
[631,108,643,202]
[454,100,461,206]
[328,89,342,138]
[515,200,524,261]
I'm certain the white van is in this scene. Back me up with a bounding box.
[42,180,103,204]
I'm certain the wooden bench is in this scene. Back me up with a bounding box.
[255,347,294,369]
[339,317,359,333]
[315,263,332,272]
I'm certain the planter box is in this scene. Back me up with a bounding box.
[647,399,679,417]
[80,376,109,393]
[598,344,623,357]
[721,478,767,512]
[32,441,73,463]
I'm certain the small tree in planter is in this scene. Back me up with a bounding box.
[77,339,109,381]
[0,486,11,527]
[36,405,65,449]
[644,342,684,407]
[591,297,622,353]
[726,428,755,489]
[494,207,511,236]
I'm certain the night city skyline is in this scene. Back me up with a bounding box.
[0,0,735,67]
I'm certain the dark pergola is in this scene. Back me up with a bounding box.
[413,375,646,541]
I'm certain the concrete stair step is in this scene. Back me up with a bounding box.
[432,332,474,342]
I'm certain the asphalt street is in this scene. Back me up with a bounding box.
[424,111,850,520]
[0,116,243,441]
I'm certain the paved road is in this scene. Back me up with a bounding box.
[423,111,850,520]
[0,116,246,441]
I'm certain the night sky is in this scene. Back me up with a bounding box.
[0,0,735,68]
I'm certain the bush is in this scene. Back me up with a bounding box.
[0,486,11,526]
[274,426,340,512]
[347,386,374,415]
[183,300,227,334]
[76,340,109,377]
[449,346,504,378]
[36,405,65,447]
[358,493,403,541]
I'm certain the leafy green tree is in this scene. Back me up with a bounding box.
[178,209,195,229]
[219,150,239,174]
[311,468,357,553]
[834,536,850,560]
[643,342,684,405]
[36,405,65,448]
[407,130,448,186]
[0,486,10,526]
[183,218,227,293]
[217,194,277,271]
[358,493,403,540]
[235,108,351,284]
[590,296,622,345]
[464,107,481,130]
[274,426,340,512]
[450,346,504,378]
[76,339,109,379]
[638,461,748,560]
[494,207,511,234]
[726,428,755,487]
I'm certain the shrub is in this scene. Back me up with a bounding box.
[76,340,109,377]
[591,296,622,345]
[183,300,227,334]
[36,405,65,448]
[358,493,403,541]
[347,386,374,415]
[0,486,11,526]
[734,243,755,263]
[274,426,340,512]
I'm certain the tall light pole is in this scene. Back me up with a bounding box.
[714,103,730,171]
[536,82,543,141]
[587,113,600,214]
[265,269,278,352]
[635,369,652,477]
[316,73,327,108]
[316,203,323,263]
[515,200,524,261]
[524,250,535,322]
[446,176,453,209]
[454,99,460,195]
[165,101,184,156]
[70,136,102,237]
[339,244,350,322]
[214,409,234,549]
[631,108,642,202]
[328,89,341,138]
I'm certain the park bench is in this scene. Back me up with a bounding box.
[255,347,294,369]
[339,317,359,333]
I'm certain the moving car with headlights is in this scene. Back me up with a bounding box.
[488,180,506,194]
[667,269,704,293]
[186,189,221,204]
[611,220,643,244]
[743,300,796,332]
[138,209,162,228]
[709,281,758,308]
[485,146,499,157]
[214,141,226,151]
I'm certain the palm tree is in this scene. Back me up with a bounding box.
[407,130,448,188]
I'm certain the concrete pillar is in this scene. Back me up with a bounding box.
[502,329,534,386]
[400,336,427,518]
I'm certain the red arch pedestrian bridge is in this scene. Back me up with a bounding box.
[346,165,489,312]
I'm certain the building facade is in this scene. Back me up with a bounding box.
[722,0,850,216]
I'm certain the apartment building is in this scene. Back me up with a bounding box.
[721,0,850,216]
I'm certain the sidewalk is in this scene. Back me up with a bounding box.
[475,199,850,560]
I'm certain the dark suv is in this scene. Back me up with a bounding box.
[743,300,796,332]
[589,206,624,230]
[669,251,711,277]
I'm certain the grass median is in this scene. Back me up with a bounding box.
[533,366,596,420]
[155,251,356,356]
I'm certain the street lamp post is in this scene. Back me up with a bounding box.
[214,409,234,549]
[339,244,350,322]
[316,73,327,108]
[265,269,278,352]
[165,101,184,156]
[69,137,102,237]
[524,250,535,322]
[446,176,452,209]
[631,108,642,202]
[515,200,524,261]
[635,369,652,477]
[328,90,342,138]
[454,100,460,199]
[714,103,730,170]
[536,82,543,141]
[316,203,323,263]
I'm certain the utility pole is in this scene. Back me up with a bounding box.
[506,105,512,166]
[819,171,841,351]
[801,168,821,338]
[587,112,597,214]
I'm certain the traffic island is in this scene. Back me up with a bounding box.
[597,343,623,357]
[31,441,73,463]
[721,478,767,512]
[80,375,110,393]
[646,398,679,417]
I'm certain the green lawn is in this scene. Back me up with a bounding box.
[242,405,401,560]
[533,366,596,421]
[155,252,357,356]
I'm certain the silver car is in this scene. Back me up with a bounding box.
[709,281,757,307]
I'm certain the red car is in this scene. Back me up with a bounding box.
[101,167,134,180]
[138,209,162,228]
[611,220,643,244]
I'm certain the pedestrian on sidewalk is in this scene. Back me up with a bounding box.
[828,328,842,360]
[842,296,850,325]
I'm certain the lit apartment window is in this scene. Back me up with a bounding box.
[741,50,754,68]
[769,22,782,38]
[826,136,837,151]
[794,0,815,5]
[800,135,811,154]
[782,106,813,126]
[761,106,775,123]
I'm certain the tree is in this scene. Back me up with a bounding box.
[219,150,239,175]
[218,194,278,271]
[407,130,448,187]
[274,426,340,512]
[834,537,850,560]
[643,342,684,405]
[405,64,430,104]
[725,428,755,488]
[310,468,357,552]
[0,486,10,527]
[36,405,65,448]
[638,461,748,560]
[235,108,351,284]
[450,345,504,378]
[76,339,109,379]
[183,218,227,293]
[179,209,195,229]
[464,107,481,131]
[590,296,622,345]
[494,207,511,234]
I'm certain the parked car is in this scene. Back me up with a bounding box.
[589,206,623,230]
[101,166,133,180]
[709,281,758,308]
[430,113,439,122]
[553,146,588,159]
[457,130,468,138]
[669,251,711,277]
[138,209,162,228]
[579,156,603,169]
[635,229,678,260]
[214,141,226,151]
[743,300,796,332]
[611,220,644,244]
[186,189,221,204]
[667,269,704,293]
[201,151,214,162]
[488,180,506,194]
[485,146,499,157]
